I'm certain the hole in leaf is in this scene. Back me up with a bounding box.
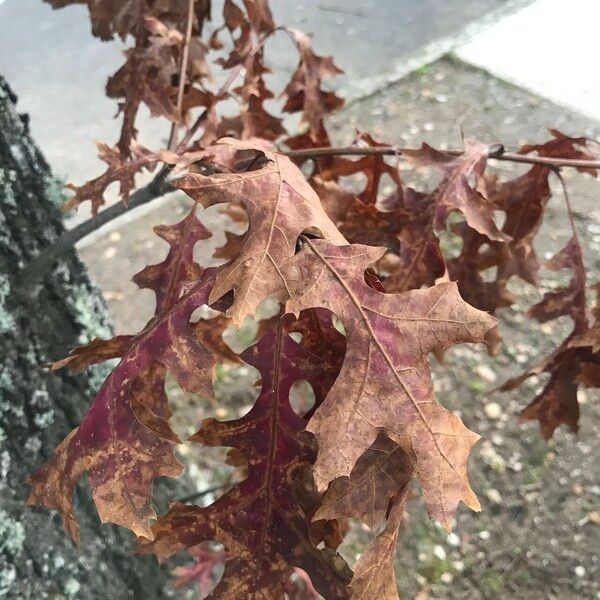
[378,172,398,203]
[493,209,506,230]
[214,362,261,419]
[288,568,320,599]
[480,265,498,283]
[171,541,225,598]
[177,442,248,507]
[332,315,346,336]
[288,331,302,344]
[222,296,281,353]
[289,379,316,418]
[364,267,386,292]
[339,171,368,197]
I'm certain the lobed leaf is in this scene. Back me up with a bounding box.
[173,138,347,325]
[283,240,497,529]
[140,322,352,598]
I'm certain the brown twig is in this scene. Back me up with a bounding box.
[180,478,238,503]
[552,168,580,242]
[167,0,195,150]
[12,166,173,301]
[13,141,599,301]
[283,145,600,170]
[176,30,272,152]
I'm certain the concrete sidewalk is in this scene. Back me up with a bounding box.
[0,0,526,187]
[455,0,600,121]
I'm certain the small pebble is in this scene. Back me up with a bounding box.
[108,231,122,242]
[479,530,490,540]
[453,560,464,572]
[484,402,502,419]
[440,572,453,584]
[486,489,502,504]
[103,246,117,259]
[574,566,586,578]
[433,545,446,560]
[475,364,497,383]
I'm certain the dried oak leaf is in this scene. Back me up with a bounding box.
[443,165,552,315]
[283,240,497,529]
[383,188,445,293]
[446,223,516,314]
[315,431,412,530]
[140,324,352,598]
[501,237,593,438]
[285,308,346,417]
[45,0,141,40]
[527,237,586,328]
[317,132,401,207]
[172,138,347,325]
[45,0,212,41]
[350,486,409,600]
[570,283,600,353]
[519,128,598,175]
[403,139,509,242]
[49,334,135,374]
[133,205,209,314]
[133,205,237,360]
[50,206,230,372]
[64,141,159,215]
[479,165,552,285]
[282,28,344,142]
[27,273,219,541]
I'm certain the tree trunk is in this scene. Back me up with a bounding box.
[0,76,176,598]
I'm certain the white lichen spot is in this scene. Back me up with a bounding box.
[33,409,54,429]
[0,564,16,597]
[64,577,81,598]
[0,274,15,335]
[0,511,25,558]
[24,436,42,454]
[0,452,9,479]
[70,283,112,343]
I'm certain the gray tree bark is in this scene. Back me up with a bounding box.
[0,76,178,598]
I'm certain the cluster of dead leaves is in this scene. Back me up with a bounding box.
[29,138,500,598]
[50,0,342,215]
[30,1,600,598]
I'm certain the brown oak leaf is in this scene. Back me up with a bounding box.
[315,431,412,530]
[133,205,209,314]
[49,334,135,374]
[283,240,497,529]
[282,28,344,143]
[64,142,159,215]
[27,273,219,541]
[350,486,409,600]
[172,138,347,325]
[501,236,594,438]
[139,323,352,598]
[403,139,509,242]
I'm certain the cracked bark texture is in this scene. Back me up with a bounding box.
[0,75,179,599]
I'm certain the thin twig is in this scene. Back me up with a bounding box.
[552,167,588,327]
[179,480,236,503]
[552,168,580,243]
[176,30,272,152]
[283,145,600,170]
[167,0,195,150]
[12,166,173,301]
[13,141,599,300]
